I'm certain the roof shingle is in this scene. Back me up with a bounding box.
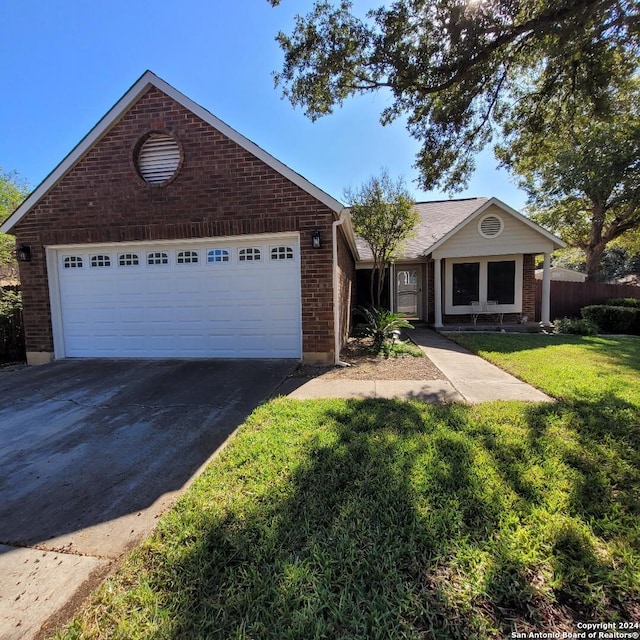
[354,197,488,262]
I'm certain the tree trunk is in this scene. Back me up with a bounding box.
[375,265,385,309]
[584,242,607,281]
[585,201,607,281]
[369,268,376,307]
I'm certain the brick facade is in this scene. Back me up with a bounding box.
[14,86,353,363]
[522,254,536,321]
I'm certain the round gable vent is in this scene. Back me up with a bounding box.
[136,132,181,185]
[478,214,503,238]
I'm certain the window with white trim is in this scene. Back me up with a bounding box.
[176,250,199,264]
[90,255,111,268]
[207,248,230,263]
[238,247,261,262]
[63,256,83,269]
[452,262,480,306]
[118,253,140,267]
[270,246,294,261]
[444,255,523,315]
[487,260,516,304]
[147,252,169,265]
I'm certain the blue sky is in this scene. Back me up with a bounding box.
[0,0,527,209]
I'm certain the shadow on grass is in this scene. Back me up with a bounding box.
[98,393,639,640]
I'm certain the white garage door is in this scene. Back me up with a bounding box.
[51,235,302,358]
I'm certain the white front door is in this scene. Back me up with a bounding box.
[50,235,302,359]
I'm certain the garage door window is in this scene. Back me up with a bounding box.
[63,256,83,269]
[90,255,111,268]
[271,246,294,260]
[119,253,140,267]
[239,247,261,262]
[147,252,169,265]
[176,250,199,264]
[207,248,230,263]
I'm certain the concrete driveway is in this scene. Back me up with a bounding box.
[0,358,295,640]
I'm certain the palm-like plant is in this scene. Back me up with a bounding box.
[358,306,414,353]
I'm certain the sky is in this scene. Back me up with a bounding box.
[0,0,528,210]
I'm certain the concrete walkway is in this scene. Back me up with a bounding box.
[287,328,551,404]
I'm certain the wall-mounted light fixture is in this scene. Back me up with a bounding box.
[311,228,322,249]
[16,244,31,262]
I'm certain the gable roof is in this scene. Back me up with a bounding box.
[1,70,344,234]
[354,197,565,262]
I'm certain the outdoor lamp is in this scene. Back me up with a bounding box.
[17,244,31,262]
[312,228,322,249]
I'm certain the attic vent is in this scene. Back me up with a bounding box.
[136,133,181,185]
[478,214,503,238]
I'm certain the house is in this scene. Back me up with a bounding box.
[534,266,587,283]
[356,199,565,326]
[1,72,563,367]
[1,71,358,366]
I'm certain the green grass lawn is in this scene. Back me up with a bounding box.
[59,336,640,639]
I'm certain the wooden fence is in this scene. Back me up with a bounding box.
[535,280,640,322]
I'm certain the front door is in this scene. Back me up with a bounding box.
[395,267,422,318]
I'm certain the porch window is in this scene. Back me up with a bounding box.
[444,255,523,316]
[452,262,479,306]
[487,260,515,304]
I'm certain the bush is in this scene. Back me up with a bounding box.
[379,339,423,358]
[554,317,599,336]
[581,305,640,334]
[607,297,640,309]
[358,306,414,353]
[0,290,25,361]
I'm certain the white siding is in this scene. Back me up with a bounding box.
[433,204,556,259]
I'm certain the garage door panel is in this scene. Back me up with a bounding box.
[204,279,232,294]
[55,238,301,359]
[119,308,146,323]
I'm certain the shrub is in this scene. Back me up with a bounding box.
[379,339,423,358]
[358,306,414,353]
[0,290,25,361]
[581,305,640,334]
[554,316,599,336]
[607,297,640,309]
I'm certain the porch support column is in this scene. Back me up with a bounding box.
[434,258,443,328]
[540,252,552,327]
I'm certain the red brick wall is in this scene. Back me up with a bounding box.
[522,254,536,320]
[14,86,343,360]
[426,261,435,323]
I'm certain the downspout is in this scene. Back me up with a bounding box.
[333,210,351,366]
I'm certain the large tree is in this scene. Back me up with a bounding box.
[0,168,29,270]
[496,78,640,280]
[269,0,639,191]
[345,170,417,308]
